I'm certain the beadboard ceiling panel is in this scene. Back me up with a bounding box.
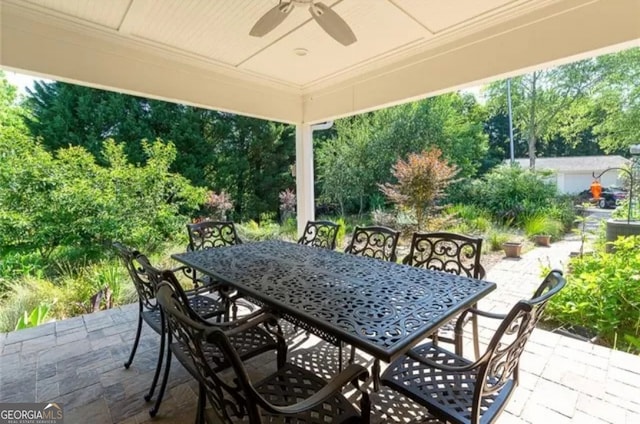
[393,0,524,33]
[240,0,430,85]
[23,0,130,29]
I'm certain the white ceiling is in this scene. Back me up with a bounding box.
[1,0,639,123]
[9,0,554,88]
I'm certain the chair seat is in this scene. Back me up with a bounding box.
[172,324,279,373]
[381,342,514,424]
[187,293,225,319]
[141,309,163,334]
[204,363,361,424]
[141,294,223,335]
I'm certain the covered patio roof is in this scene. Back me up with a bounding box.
[1,0,638,125]
[1,0,639,232]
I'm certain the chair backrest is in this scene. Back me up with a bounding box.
[471,270,566,423]
[155,273,262,423]
[112,242,157,310]
[402,232,484,279]
[297,220,339,250]
[345,226,401,262]
[186,220,242,251]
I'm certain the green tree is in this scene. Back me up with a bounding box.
[591,48,640,153]
[317,93,487,214]
[0,71,30,144]
[485,60,601,169]
[208,115,295,221]
[0,136,205,258]
[25,82,218,186]
[24,82,295,220]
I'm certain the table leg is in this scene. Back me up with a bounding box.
[372,359,380,392]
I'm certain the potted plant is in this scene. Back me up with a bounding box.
[533,234,551,246]
[524,215,562,248]
[502,241,523,258]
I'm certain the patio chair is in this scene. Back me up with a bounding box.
[186,220,243,252]
[402,232,485,358]
[114,241,223,363]
[113,243,224,416]
[184,220,245,318]
[134,254,287,418]
[344,225,401,262]
[298,219,340,250]
[381,270,566,424]
[155,272,370,424]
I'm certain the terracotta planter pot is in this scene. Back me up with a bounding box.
[534,235,551,247]
[502,242,523,258]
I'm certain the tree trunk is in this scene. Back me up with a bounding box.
[528,133,536,170]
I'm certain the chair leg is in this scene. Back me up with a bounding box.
[149,327,172,417]
[144,325,165,402]
[196,383,206,424]
[231,300,238,320]
[471,310,480,359]
[124,305,143,369]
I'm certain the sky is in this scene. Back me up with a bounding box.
[4,71,51,96]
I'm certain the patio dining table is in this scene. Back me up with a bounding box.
[172,240,496,366]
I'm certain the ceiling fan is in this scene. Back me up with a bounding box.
[250,0,357,46]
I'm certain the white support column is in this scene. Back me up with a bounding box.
[295,123,315,237]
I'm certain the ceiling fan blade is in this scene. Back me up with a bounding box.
[250,2,293,37]
[309,2,357,46]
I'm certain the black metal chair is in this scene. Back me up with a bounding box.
[381,270,566,424]
[344,225,401,262]
[185,220,245,318]
[402,232,485,358]
[186,220,242,252]
[133,254,287,418]
[114,243,260,417]
[298,220,340,250]
[155,272,370,424]
[114,242,223,372]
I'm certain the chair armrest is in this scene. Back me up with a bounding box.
[218,311,279,333]
[453,306,507,351]
[255,364,369,416]
[465,307,507,320]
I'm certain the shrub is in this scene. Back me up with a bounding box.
[547,196,578,231]
[204,191,234,220]
[280,217,297,239]
[486,230,511,252]
[444,204,492,233]
[523,215,563,239]
[15,303,51,330]
[546,235,640,352]
[236,219,288,242]
[278,189,296,222]
[335,217,347,248]
[0,278,62,332]
[0,137,206,260]
[471,165,557,225]
[380,148,457,229]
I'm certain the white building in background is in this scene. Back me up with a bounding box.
[510,156,630,194]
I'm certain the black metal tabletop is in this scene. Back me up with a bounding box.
[172,240,496,363]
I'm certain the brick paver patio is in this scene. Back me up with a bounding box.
[1,237,639,423]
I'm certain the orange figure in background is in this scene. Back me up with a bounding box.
[590,179,602,199]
